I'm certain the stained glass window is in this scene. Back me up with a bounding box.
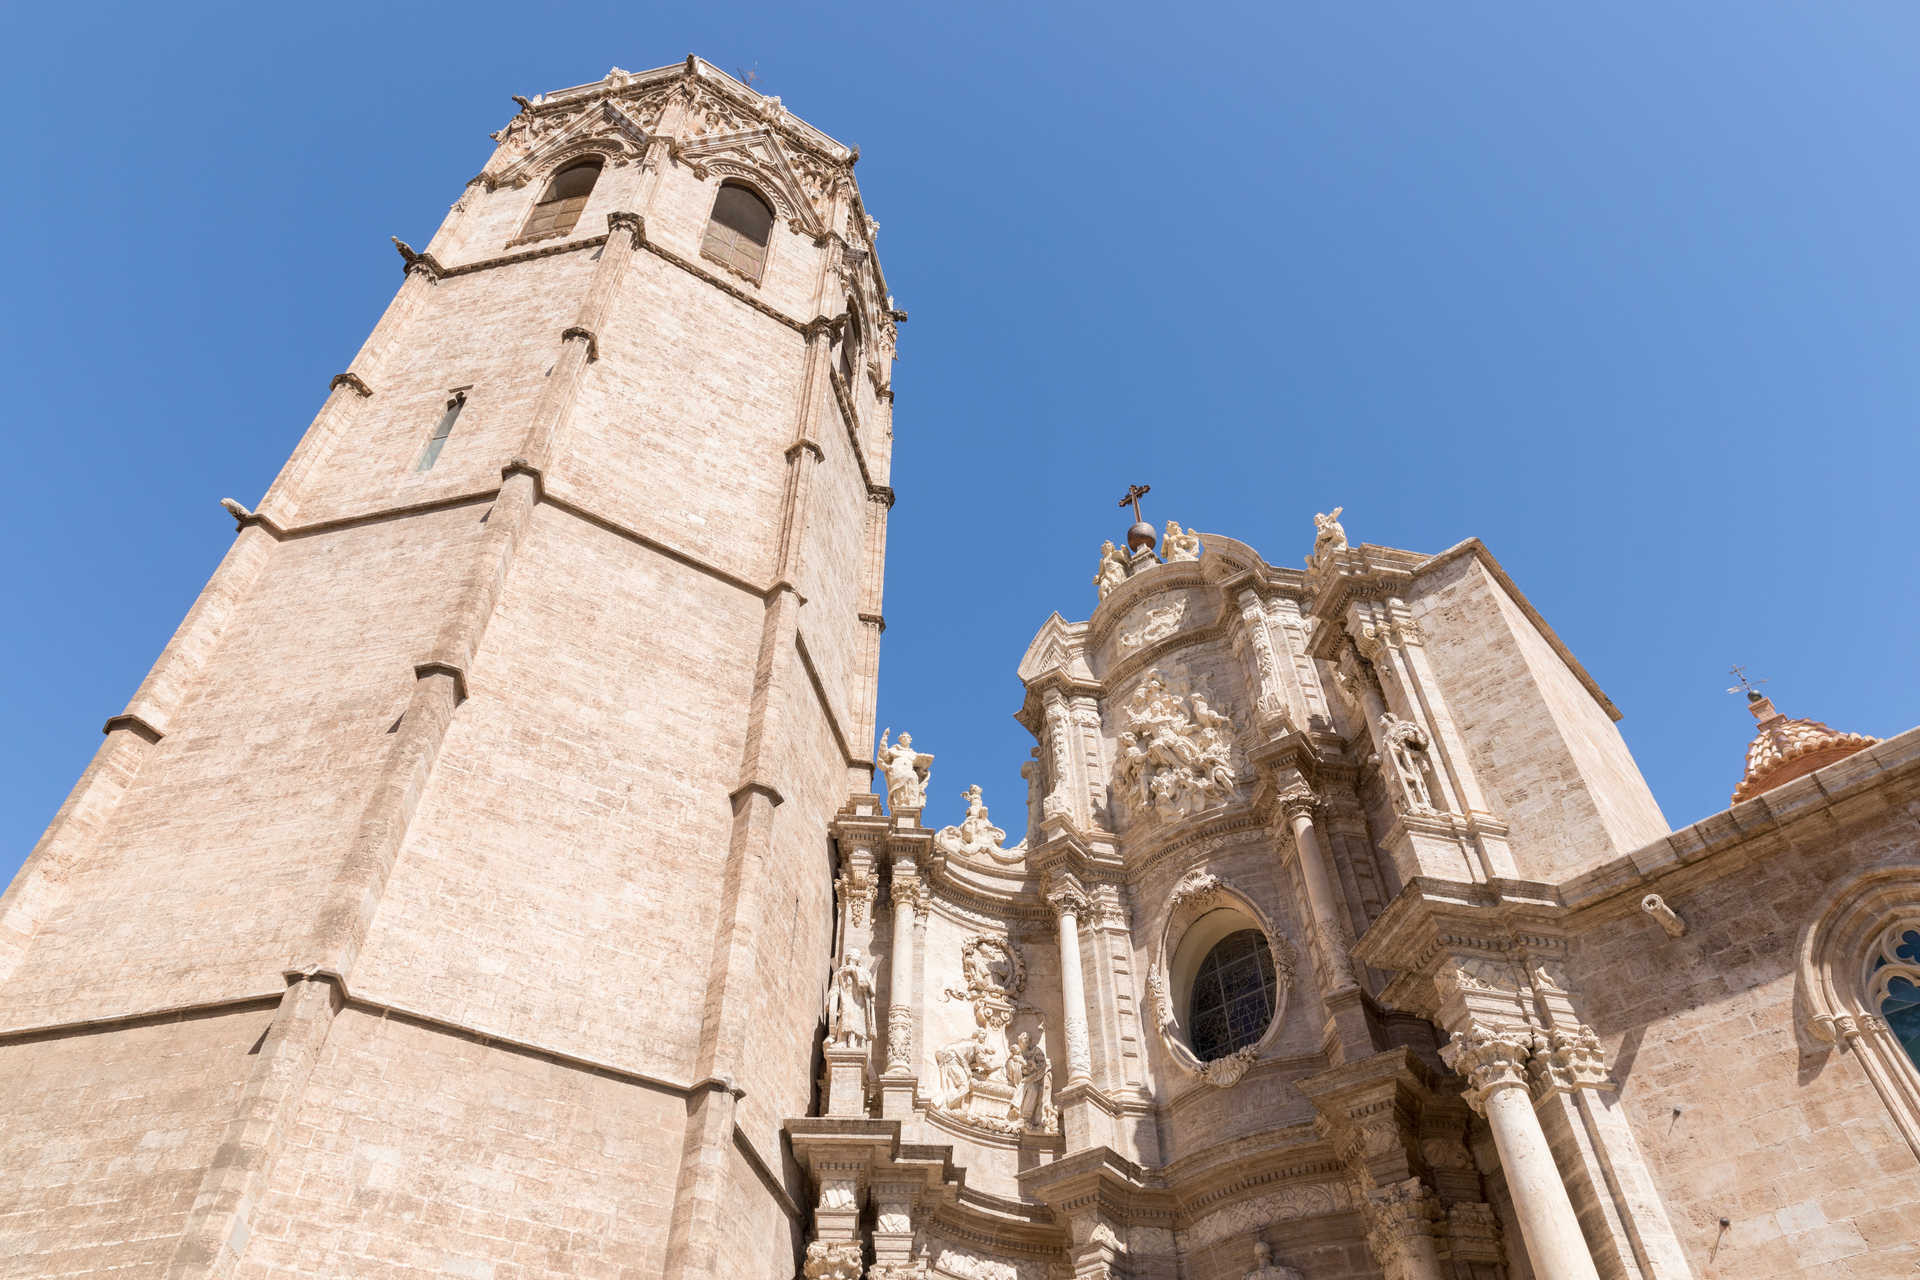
[1879,928,1920,1068]
[1188,929,1276,1060]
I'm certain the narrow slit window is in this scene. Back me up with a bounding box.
[416,392,465,471]
[519,158,602,242]
[701,183,775,281]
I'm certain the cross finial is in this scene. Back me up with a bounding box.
[1726,665,1768,702]
[1117,483,1151,523]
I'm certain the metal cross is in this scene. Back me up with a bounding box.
[1726,665,1768,697]
[1117,483,1151,523]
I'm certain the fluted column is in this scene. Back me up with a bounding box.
[884,861,920,1075]
[1444,1030,1601,1280]
[1279,785,1356,993]
[1046,878,1094,1084]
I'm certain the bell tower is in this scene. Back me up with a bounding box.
[0,59,896,1278]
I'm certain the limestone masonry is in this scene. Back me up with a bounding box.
[2,57,1917,1280]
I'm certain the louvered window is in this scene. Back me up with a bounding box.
[520,158,602,241]
[702,183,775,281]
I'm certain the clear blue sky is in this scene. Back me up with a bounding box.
[4,4,1917,888]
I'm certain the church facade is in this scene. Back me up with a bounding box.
[1,58,1917,1280]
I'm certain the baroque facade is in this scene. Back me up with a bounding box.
[3,57,1919,1280]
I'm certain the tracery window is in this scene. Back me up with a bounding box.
[519,158,602,241]
[1188,928,1277,1060]
[1870,925,1920,1068]
[702,182,775,281]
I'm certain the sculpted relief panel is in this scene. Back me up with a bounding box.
[1115,670,1240,821]
[933,935,1057,1136]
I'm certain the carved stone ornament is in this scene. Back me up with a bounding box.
[1167,869,1223,916]
[1529,1023,1611,1097]
[1246,1240,1305,1280]
[802,1240,864,1280]
[1120,599,1188,651]
[934,785,1024,863]
[1440,1027,1532,1114]
[942,935,1027,1008]
[1378,713,1441,814]
[834,864,876,927]
[1163,520,1203,563]
[875,729,932,812]
[1197,1045,1259,1087]
[1094,539,1130,601]
[1365,1177,1443,1268]
[1115,671,1238,821]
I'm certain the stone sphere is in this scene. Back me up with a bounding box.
[1127,521,1157,553]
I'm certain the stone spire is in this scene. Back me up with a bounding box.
[1731,689,1878,803]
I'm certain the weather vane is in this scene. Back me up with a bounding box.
[736,62,764,91]
[1726,665,1768,700]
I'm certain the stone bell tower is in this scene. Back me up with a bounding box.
[0,59,896,1278]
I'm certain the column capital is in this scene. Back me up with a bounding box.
[1528,1023,1613,1098]
[1044,873,1090,920]
[605,209,646,240]
[1277,782,1319,823]
[1364,1176,1445,1273]
[1440,1027,1532,1115]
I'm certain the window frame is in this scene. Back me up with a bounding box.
[415,389,468,472]
[699,180,777,284]
[1147,882,1294,1084]
[1799,867,1920,1161]
[514,155,606,245]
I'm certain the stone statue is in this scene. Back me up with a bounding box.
[1246,1241,1305,1280]
[935,1029,996,1110]
[1163,520,1202,562]
[1379,713,1438,814]
[824,949,876,1048]
[875,729,932,812]
[1312,507,1348,559]
[1007,1032,1056,1131]
[1093,539,1129,601]
[933,785,1021,863]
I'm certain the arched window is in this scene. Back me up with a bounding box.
[1187,928,1278,1061]
[702,182,775,281]
[520,158,602,241]
[1800,868,1920,1160]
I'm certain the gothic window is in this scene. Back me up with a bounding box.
[415,392,466,471]
[1871,926,1920,1068]
[702,182,775,281]
[519,158,602,241]
[1187,929,1278,1060]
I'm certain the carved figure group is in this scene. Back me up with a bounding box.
[875,729,933,812]
[1093,540,1130,601]
[933,785,1021,863]
[935,1026,1056,1133]
[1115,671,1238,820]
[825,949,877,1049]
[935,1029,1001,1109]
[1312,506,1348,559]
[1163,520,1202,563]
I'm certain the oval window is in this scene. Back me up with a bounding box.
[1187,928,1277,1060]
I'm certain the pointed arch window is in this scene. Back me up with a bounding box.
[520,157,602,242]
[702,182,775,281]
[1800,869,1920,1161]
[838,301,863,382]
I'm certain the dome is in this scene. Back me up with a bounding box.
[1731,693,1877,804]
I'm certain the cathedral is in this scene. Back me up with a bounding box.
[2,57,1918,1280]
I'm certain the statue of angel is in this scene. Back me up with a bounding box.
[1093,539,1129,600]
[824,949,877,1048]
[875,729,933,812]
[1163,520,1202,562]
[1312,506,1348,558]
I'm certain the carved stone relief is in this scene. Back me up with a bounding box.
[1114,670,1238,821]
[1119,599,1187,652]
[934,936,1057,1135]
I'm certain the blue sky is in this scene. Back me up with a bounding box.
[4,4,1917,886]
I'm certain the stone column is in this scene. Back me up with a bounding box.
[1047,878,1094,1084]
[885,862,919,1075]
[1278,784,1356,994]
[801,1161,866,1280]
[1444,1030,1601,1280]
